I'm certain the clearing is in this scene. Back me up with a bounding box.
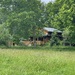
[0,47,75,75]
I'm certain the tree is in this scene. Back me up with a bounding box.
[44,0,64,27]
[2,0,45,46]
[51,0,75,45]
[0,23,13,46]
[50,31,60,46]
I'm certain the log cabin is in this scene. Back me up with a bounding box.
[42,27,63,41]
[29,27,63,45]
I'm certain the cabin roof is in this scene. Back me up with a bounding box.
[43,27,62,33]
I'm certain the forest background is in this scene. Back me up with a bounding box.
[0,0,75,46]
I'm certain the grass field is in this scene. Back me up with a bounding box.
[0,47,75,75]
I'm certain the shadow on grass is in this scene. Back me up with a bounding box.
[47,46,75,51]
[0,46,43,50]
[0,45,75,51]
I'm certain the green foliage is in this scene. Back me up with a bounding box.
[0,23,13,46]
[1,0,44,42]
[50,31,61,46]
[46,0,75,44]
[0,0,75,45]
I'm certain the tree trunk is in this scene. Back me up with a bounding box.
[33,25,36,47]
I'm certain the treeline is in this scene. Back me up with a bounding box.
[0,0,75,45]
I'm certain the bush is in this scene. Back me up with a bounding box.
[50,31,61,46]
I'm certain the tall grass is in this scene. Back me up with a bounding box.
[0,48,75,75]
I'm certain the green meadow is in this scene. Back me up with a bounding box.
[0,47,75,75]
